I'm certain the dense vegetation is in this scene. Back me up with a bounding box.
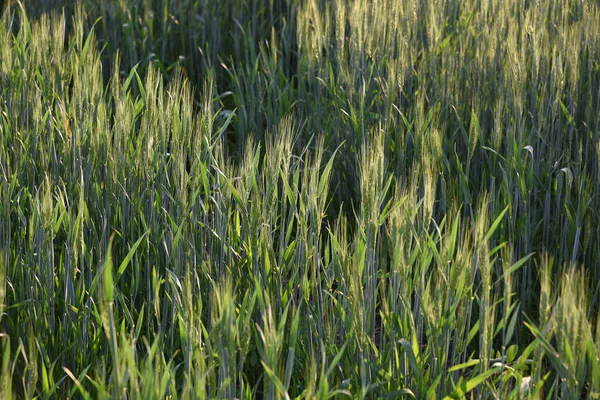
[1,0,600,398]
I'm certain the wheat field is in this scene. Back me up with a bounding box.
[1,0,600,398]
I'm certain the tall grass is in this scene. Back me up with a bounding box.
[1,0,600,398]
